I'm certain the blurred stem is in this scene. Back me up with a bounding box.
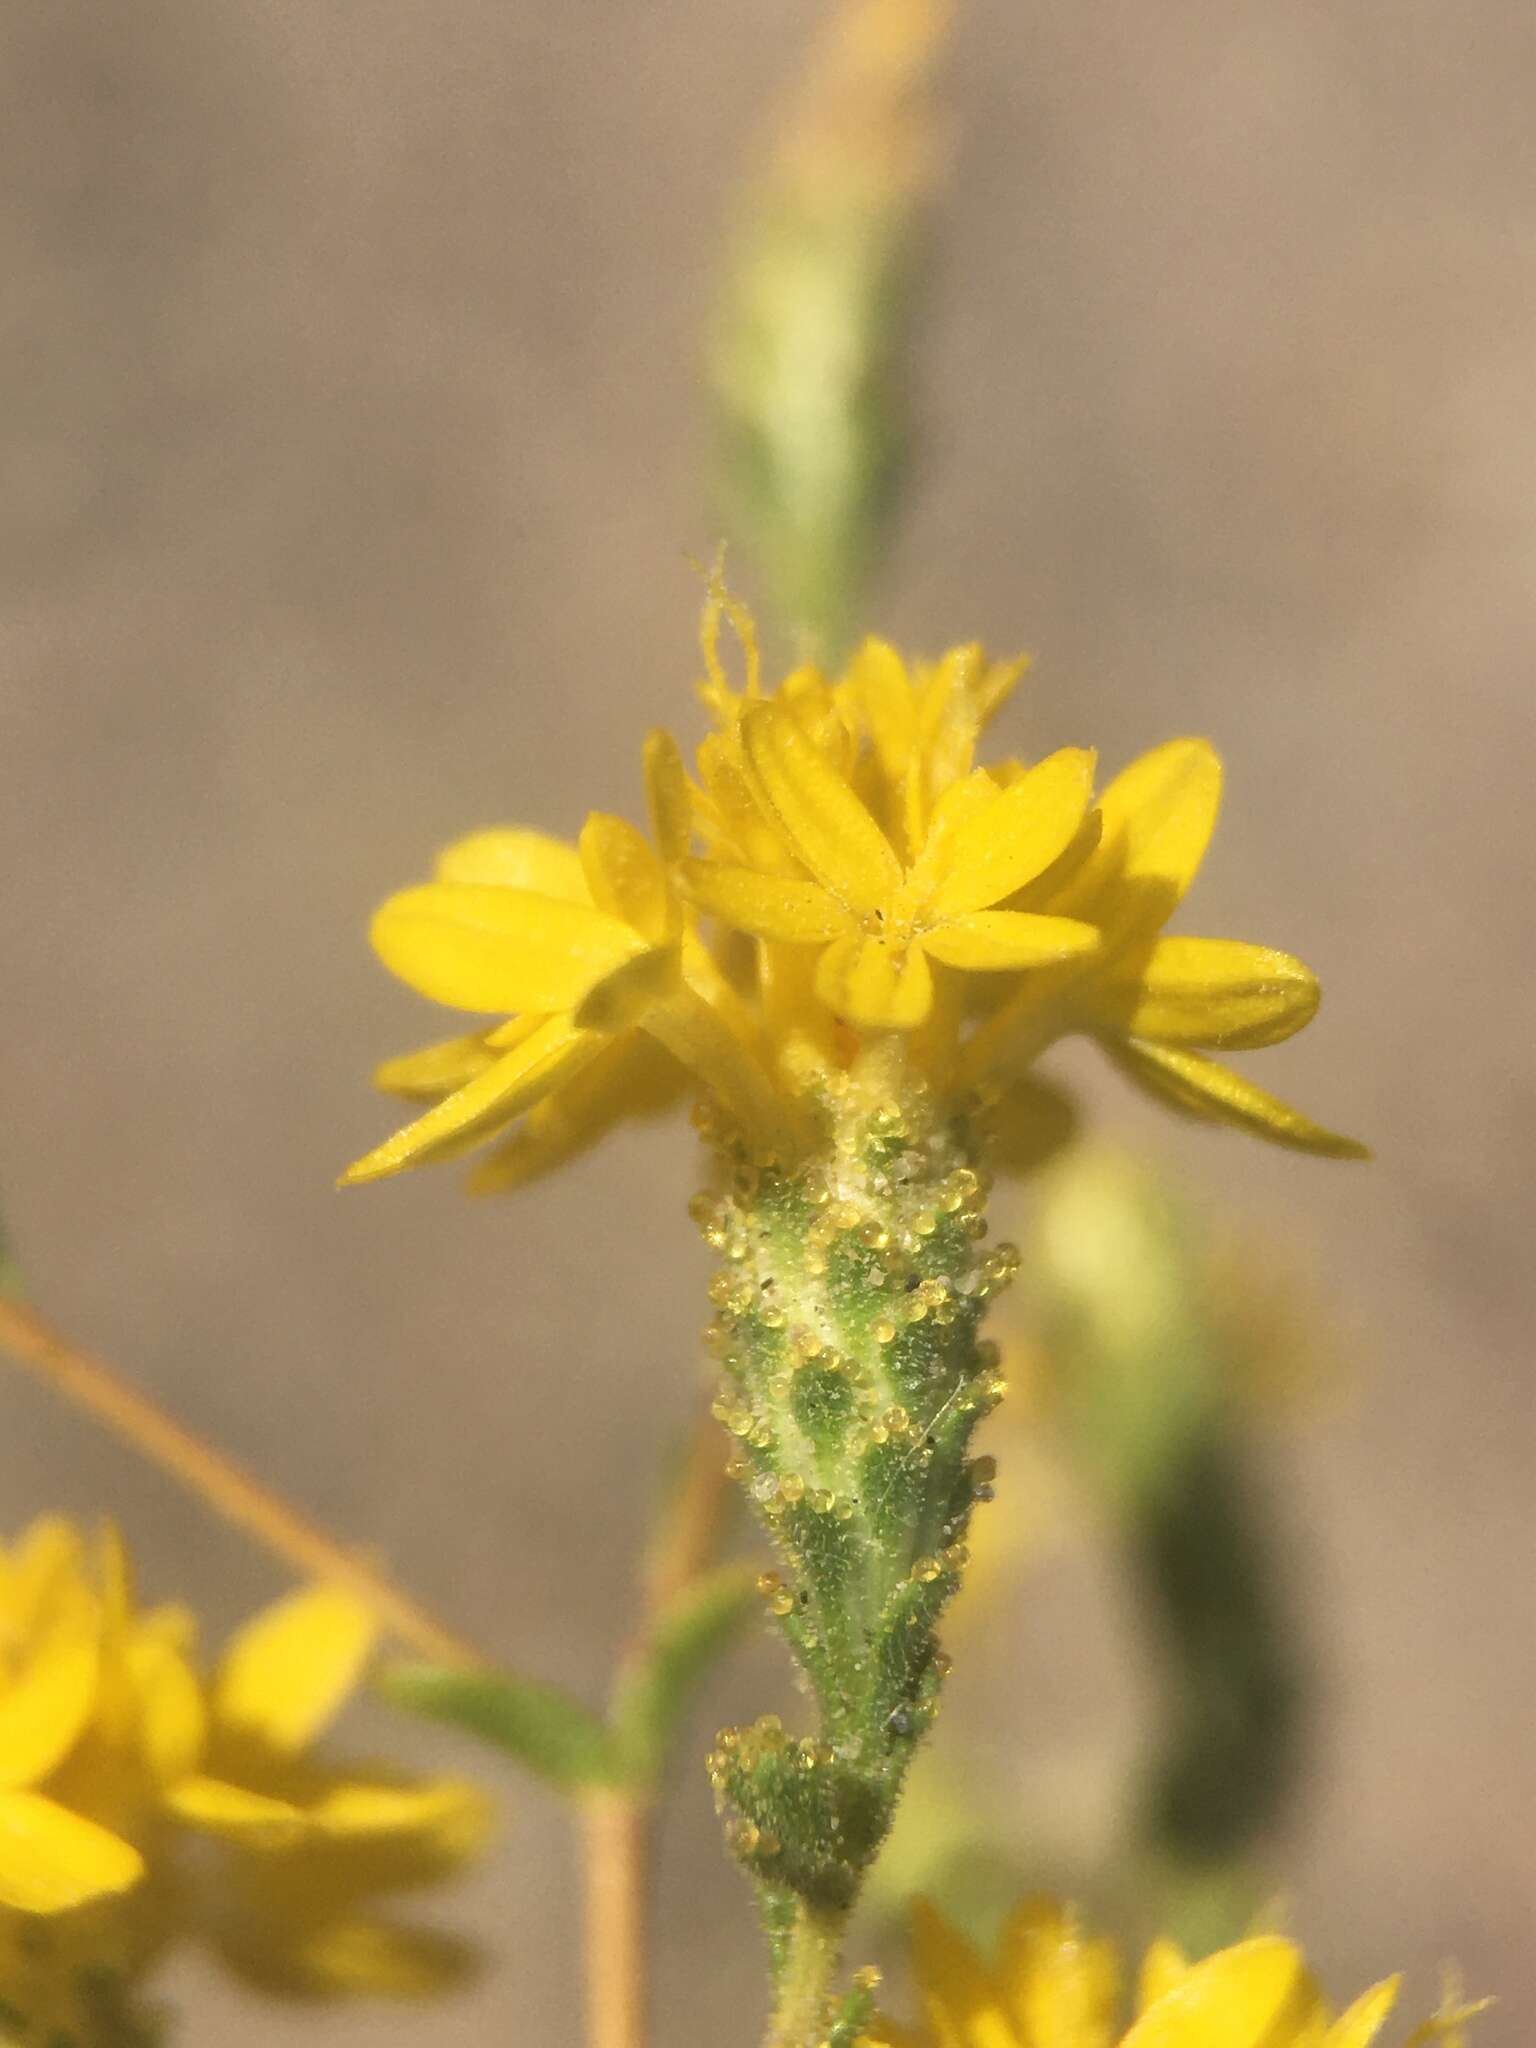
[710,0,952,661]
[583,1397,735,2048]
[583,1792,652,2048]
[1132,1428,1302,1878]
[0,1292,479,1663]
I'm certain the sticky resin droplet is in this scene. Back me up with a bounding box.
[913,1208,938,1237]
[779,1472,806,1504]
[769,1588,795,1618]
[726,1818,761,1855]
[911,1555,943,1584]
[852,1965,883,1994]
[932,1650,954,1678]
[941,1542,969,1571]
[873,1318,897,1346]
[756,1570,784,1600]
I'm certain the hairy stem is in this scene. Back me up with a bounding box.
[765,1902,847,2048]
[695,1045,1015,2042]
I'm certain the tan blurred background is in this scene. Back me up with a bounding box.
[1,0,1533,2039]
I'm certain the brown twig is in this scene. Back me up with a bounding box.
[582,1790,653,2048]
[583,1398,734,2048]
[0,1293,481,1666]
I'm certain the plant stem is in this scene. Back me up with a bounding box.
[581,1397,736,2048]
[765,1903,846,2048]
[0,1294,479,1663]
[582,1791,652,2048]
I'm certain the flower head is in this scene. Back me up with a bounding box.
[0,1519,486,2040]
[345,589,1361,1187]
[871,1898,1484,2048]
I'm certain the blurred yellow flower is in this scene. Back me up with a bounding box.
[871,1899,1484,2048]
[0,1519,486,2041]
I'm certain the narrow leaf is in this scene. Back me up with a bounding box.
[380,1662,621,1795]
[610,1564,758,1789]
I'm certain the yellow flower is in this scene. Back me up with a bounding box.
[0,1520,172,1919]
[346,592,1361,1187]
[681,701,1100,1030]
[0,1520,486,2037]
[871,1898,1485,2048]
[165,1581,487,1999]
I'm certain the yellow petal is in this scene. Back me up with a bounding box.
[215,1584,378,1753]
[579,813,673,945]
[921,911,1099,972]
[642,989,802,1155]
[927,747,1097,917]
[340,1016,603,1184]
[0,1618,100,1790]
[695,733,790,870]
[997,1896,1119,2048]
[310,1778,489,1847]
[1105,1038,1370,1158]
[643,728,693,866]
[433,826,589,899]
[371,884,644,1014]
[468,1033,683,1194]
[373,1034,500,1102]
[911,1900,1017,2048]
[1122,1937,1319,2048]
[1137,1940,1190,2014]
[905,770,1007,897]
[679,861,846,943]
[846,637,916,781]
[572,944,681,1034]
[814,933,934,1030]
[0,1793,144,1913]
[7,1517,87,1641]
[1092,937,1321,1050]
[165,1774,307,1847]
[224,1915,477,1999]
[742,703,902,914]
[1056,738,1222,946]
[1327,1979,1402,2048]
[130,1633,207,1785]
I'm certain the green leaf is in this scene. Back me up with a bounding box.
[379,1662,621,1795]
[609,1563,758,1789]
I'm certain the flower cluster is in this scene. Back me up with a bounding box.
[344,589,1362,1190]
[872,1899,1484,2048]
[0,1517,485,2042]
